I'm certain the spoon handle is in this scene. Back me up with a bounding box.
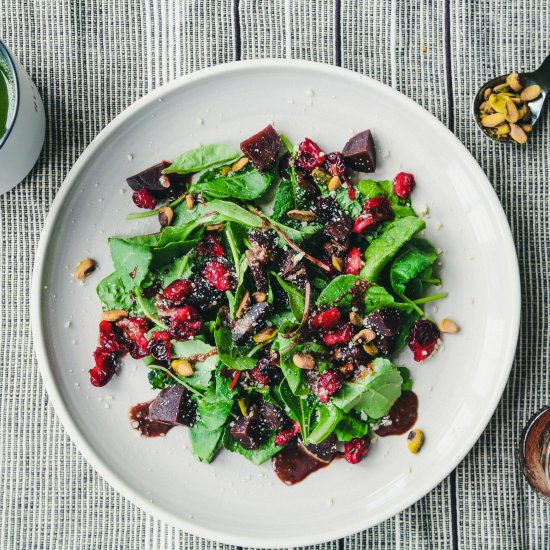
[531,53,550,90]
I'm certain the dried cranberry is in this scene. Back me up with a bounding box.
[116,317,150,359]
[251,358,281,386]
[344,437,370,464]
[393,172,416,199]
[148,331,172,361]
[98,320,127,352]
[317,369,343,403]
[89,365,114,387]
[323,323,354,346]
[353,196,393,233]
[132,188,157,210]
[310,307,342,332]
[274,421,301,445]
[297,138,326,171]
[197,234,224,258]
[93,347,116,370]
[408,319,440,362]
[345,247,363,275]
[203,261,232,291]
[163,279,193,304]
[324,152,346,178]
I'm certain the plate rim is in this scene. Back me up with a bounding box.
[31,58,521,548]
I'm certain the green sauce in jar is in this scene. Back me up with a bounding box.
[0,57,15,140]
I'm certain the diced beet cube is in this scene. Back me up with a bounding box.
[342,130,376,173]
[230,415,264,450]
[259,401,291,431]
[240,125,282,172]
[126,161,188,199]
[148,386,196,426]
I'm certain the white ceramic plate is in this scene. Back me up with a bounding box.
[32,60,520,548]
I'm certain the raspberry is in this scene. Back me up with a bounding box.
[251,358,280,386]
[147,331,172,361]
[408,319,440,362]
[353,196,393,234]
[203,261,232,291]
[324,152,346,178]
[197,234,224,258]
[274,421,301,445]
[132,188,157,210]
[163,279,193,304]
[344,437,370,464]
[323,323,354,346]
[344,247,363,275]
[310,307,342,332]
[393,172,416,199]
[317,369,343,403]
[297,138,326,171]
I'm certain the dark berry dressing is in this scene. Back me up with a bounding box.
[273,440,330,485]
[376,391,418,437]
[129,401,174,437]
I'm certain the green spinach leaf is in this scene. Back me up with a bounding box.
[316,274,359,308]
[214,321,256,371]
[274,274,305,322]
[308,403,342,444]
[364,284,412,314]
[109,238,153,287]
[163,144,240,174]
[172,340,219,389]
[96,272,137,313]
[222,430,283,465]
[331,358,402,418]
[193,165,276,200]
[334,412,370,442]
[360,216,426,282]
[276,379,317,443]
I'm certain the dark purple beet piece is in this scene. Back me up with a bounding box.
[230,415,264,450]
[367,308,401,337]
[342,130,376,173]
[240,124,282,172]
[127,161,188,199]
[148,386,196,426]
[259,401,290,431]
[301,434,339,463]
[312,196,352,242]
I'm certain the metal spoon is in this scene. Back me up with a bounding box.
[473,53,550,143]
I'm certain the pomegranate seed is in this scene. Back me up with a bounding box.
[197,234,224,258]
[163,279,193,304]
[323,323,354,346]
[344,437,370,464]
[325,152,346,177]
[353,213,376,233]
[310,307,342,331]
[408,319,440,362]
[203,261,232,291]
[117,317,150,358]
[317,369,343,403]
[147,331,172,361]
[393,172,416,199]
[132,188,157,210]
[251,358,280,386]
[98,320,127,352]
[274,421,301,445]
[297,138,326,171]
[89,365,114,387]
[345,247,363,275]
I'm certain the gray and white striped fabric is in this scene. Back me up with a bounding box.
[1,1,549,548]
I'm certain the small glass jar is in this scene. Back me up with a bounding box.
[519,406,550,501]
[0,40,45,194]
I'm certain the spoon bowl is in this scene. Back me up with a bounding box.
[473,53,550,143]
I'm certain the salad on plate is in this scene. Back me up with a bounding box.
[81,124,455,484]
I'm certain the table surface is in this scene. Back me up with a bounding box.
[1,1,549,549]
